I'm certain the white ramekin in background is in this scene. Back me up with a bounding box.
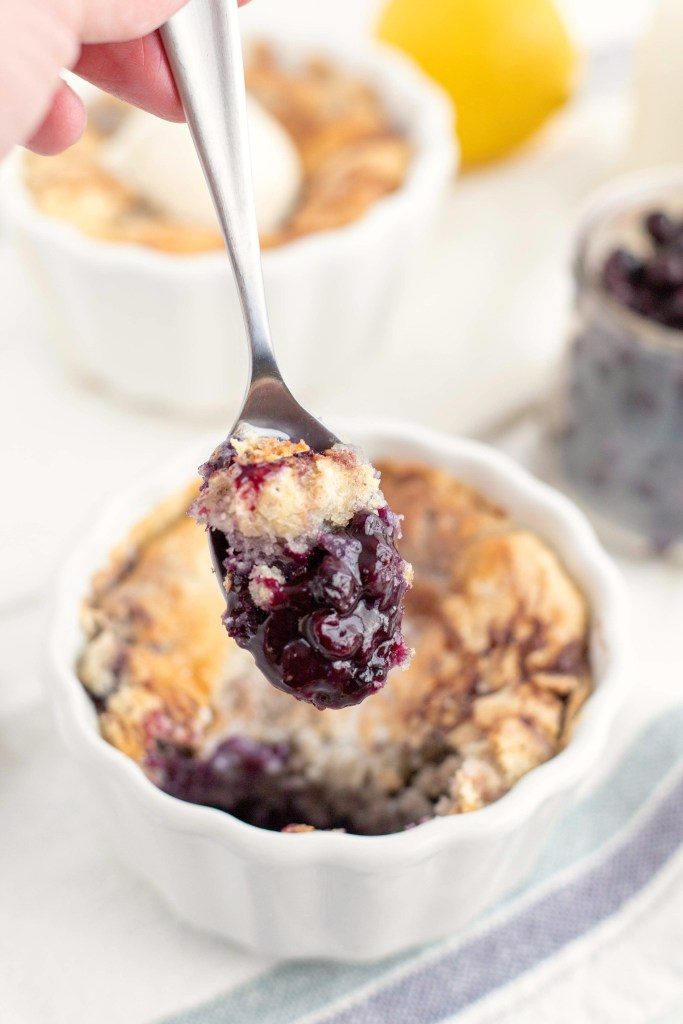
[0,39,456,419]
[50,419,628,961]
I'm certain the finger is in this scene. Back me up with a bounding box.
[24,80,86,155]
[79,0,253,45]
[74,33,184,121]
[75,0,254,122]
[78,0,188,44]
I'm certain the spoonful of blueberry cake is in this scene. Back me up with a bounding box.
[161,1,412,708]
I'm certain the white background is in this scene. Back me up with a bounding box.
[2,3,683,1023]
[238,0,654,47]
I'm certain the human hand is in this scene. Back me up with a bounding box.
[0,0,250,159]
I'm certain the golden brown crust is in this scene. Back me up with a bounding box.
[79,484,231,762]
[192,436,384,543]
[232,435,310,465]
[379,462,509,578]
[245,44,388,174]
[284,135,411,239]
[24,44,410,255]
[78,461,592,823]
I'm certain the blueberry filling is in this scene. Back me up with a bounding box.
[551,207,683,550]
[223,507,410,710]
[152,736,299,831]
[602,209,683,329]
[151,734,440,835]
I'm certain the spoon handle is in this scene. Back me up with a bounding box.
[160,0,278,380]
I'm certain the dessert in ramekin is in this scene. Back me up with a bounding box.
[544,168,683,558]
[1,40,456,415]
[23,43,412,255]
[51,421,627,958]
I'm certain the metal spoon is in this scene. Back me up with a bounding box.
[160,0,339,586]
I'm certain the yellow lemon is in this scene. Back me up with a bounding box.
[377,0,577,165]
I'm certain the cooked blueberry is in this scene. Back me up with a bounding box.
[602,210,683,329]
[646,251,683,290]
[305,610,363,659]
[318,555,361,614]
[263,608,301,663]
[602,248,642,299]
[645,210,678,245]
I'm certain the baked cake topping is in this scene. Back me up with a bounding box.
[79,461,592,835]
[189,434,413,710]
[192,433,384,544]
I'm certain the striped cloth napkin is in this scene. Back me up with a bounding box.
[158,707,683,1024]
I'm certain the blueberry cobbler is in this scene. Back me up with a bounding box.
[78,462,592,835]
[551,204,683,552]
[189,433,412,709]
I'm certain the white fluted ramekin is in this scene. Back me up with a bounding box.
[1,38,455,417]
[50,419,628,961]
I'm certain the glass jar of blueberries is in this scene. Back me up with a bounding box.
[545,170,683,557]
